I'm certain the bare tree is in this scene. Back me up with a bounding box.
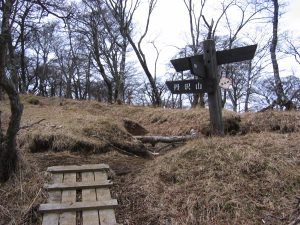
[0,0,24,183]
[79,0,132,103]
[269,0,289,109]
[214,0,269,109]
[106,0,162,106]
[254,73,300,110]
[183,0,206,108]
[282,31,300,65]
[0,0,70,182]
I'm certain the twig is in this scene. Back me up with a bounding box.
[0,205,16,225]
[22,188,42,216]
[20,119,46,129]
[295,196,300,209]
[261,214,288,224]
[12,188,43,225]
[93,135,138,157]
[156,142,185,152]
[289,216,300,225]
[289,197,300,225]
[147,150,159,155]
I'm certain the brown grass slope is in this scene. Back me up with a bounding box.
[0,95,299,224]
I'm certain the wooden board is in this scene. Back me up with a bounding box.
[95,171,117,225]
[44,180,112,190]
[60,173,76,225]
[171,44,257,72]
[47,164,109,173]
[47,173,63,203]
[42,173,63,225]
[39,200,118,213]
[166,78,217,94]
[41,214,60,225]
[82,172,99,224]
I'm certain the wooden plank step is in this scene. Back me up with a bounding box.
[60,173,76,224]
[44,180,113,190]
[47,164,109,173]
[38,199,118,213]
[82,172,99,224]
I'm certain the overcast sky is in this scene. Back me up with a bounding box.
[131,0,300,80]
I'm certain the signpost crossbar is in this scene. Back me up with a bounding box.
[170,44,257,74]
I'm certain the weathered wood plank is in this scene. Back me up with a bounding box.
[166,78,217,94]
[170,44,257,72]
[99,209,117,225]
[43,174,62,225]
[95,171,117,225]
[216,44,257,65]
[203,40,224,136]
[95,171,111,201]
[38,200,118,213]
[82,210,99,225]
[82,172,99,224]
[47,164,109,173]
[94,171,107,181]
[42,213,59,225]
[48,173,63,203]
[60,173,76,225]
[44,180,113,190]
[97,189,117,225]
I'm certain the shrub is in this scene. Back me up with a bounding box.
[27,96,40,105]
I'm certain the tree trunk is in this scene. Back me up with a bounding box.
[0,0,24,183]
[117,36,127,102]
[244,61,252,112]
[19,5,31,93]
[127,35,161,107]
[91,26,113,103]
[270,0,287,107]
[0,87,23,183]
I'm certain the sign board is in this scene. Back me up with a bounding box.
[219,77,232,89]
[170,44,257,73]
[166,78,217,94]
[188,57,206,78]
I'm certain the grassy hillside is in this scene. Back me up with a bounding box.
[0,95,300,224]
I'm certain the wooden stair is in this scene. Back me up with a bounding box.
[38,164,120,225]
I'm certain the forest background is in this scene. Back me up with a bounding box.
[1,0,300,111]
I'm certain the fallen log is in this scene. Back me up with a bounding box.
[134,135,195,146]
[93,135,138,157]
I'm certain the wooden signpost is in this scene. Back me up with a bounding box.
[167,40,257,136]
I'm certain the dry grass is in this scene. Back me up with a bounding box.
[0,153,49,225]
[0,95,300,224]
[116,133,300,224]
[16,95,148,157]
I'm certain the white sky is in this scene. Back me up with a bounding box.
[132,0,300,80]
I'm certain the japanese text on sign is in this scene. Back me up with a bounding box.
[173,82,202,91]
[166,78,216,94]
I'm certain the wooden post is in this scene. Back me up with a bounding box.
[203,40,224,136]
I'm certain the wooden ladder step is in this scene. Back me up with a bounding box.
[44,180,113,190]
[39,199,118,213]
[40,164,120,225]
[47,164,109,173]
